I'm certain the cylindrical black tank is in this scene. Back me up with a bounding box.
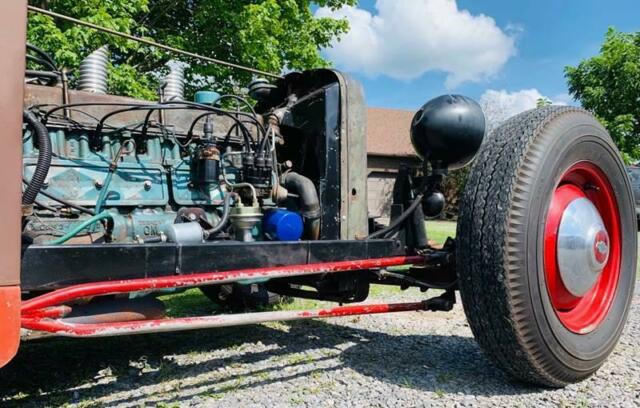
[410,95,485,170]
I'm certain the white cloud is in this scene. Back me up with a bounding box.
[551,93,573,106]
[480,88,544,123]
[316,0,517,87]
[479,89,572,131]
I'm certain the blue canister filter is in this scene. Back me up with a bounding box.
[194,90,220,105]
[263,209,304,241]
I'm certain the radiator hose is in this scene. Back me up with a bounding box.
[205,192,234,238]
[22,110,52,206]
[282,172,320,240]
[47,211,113,245]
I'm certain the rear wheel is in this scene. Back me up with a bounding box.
[457,107,636,387]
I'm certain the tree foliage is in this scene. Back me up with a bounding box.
[565,28,640,162]
[27,0,356,99]
[536,97,551,108]
[28,0,159,99]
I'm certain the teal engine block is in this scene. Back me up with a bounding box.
[22,125,225,244]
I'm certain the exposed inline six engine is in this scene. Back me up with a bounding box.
[22,47,317,247]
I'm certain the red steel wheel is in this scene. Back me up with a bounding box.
[457,107,636,387]
[543,162,621,333]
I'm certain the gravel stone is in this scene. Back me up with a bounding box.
[1,283,638,407]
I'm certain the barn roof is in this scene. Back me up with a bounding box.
[366,107,416,157]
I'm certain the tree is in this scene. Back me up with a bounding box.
[28,0,159,99]
[565,28,640,162]
[536,97,551,108]
[27,0,356,99]
[146,0,356,94]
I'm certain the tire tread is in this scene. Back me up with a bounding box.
[457,106,593,387]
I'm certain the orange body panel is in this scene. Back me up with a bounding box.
[0,287,21,368]
[0,0,27,368]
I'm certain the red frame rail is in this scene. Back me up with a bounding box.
[22,302,428,337]
[21,256,426,337]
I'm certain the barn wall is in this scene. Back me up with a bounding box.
[366,155,420,221]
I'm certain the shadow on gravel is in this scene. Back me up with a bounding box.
[0,319,541,407]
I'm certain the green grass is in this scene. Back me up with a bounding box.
[426,220,456,245]
[273,297,324,311]
[368,284,404,297]
[426,224,640,277]
[159,288,218,318]
[160,287,327,318]
[159,220,458,317]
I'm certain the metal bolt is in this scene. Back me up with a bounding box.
[143,180,152,191]
[94,179,103,189]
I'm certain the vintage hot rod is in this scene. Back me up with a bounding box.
[0,2,636,387]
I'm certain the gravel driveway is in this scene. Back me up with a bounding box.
[1,283,638,407]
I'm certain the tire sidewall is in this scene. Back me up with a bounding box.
[523,114,636,372]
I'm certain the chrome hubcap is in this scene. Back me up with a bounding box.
[556,197,610,297]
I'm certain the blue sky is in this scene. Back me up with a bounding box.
[316,0,639,113]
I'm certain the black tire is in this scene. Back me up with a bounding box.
[200,283,281,311]
[457,107,637,387]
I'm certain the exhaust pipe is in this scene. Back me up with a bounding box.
[78,45,109,94]
[61,296,166,324]
[162,61,185,101]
